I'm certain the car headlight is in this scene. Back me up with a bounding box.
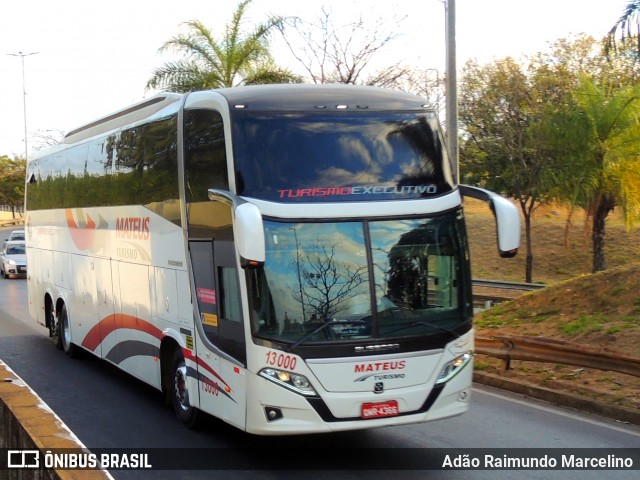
[7,259,16,265]
[435,351,473,385]
[259,368,317,396]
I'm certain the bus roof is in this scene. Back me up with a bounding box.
[213,84,430,112]
[63,93,182,145]
[56,84,430,151]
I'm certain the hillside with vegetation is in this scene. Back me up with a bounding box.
[465,199,640,411]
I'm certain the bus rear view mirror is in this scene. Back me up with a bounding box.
[459,185,520,258]
[234,202,266,268]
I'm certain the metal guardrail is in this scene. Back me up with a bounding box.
[476,335,640,378]
[0,219,24,227]
[473,278,546,291]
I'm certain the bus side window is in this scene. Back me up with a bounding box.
[184,108,229,204]
[185,108,232,238]
[218,266,241,322]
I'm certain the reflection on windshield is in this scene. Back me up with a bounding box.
[249,222,371,342]
[370,219,461,337]
[248,213,467,345]
[233,112,454,202]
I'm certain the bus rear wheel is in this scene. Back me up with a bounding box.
[170,349,199,428]
[59,305,76,357]
[51,309,62,350]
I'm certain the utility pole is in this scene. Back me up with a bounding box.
[7,51,39,162]
[445,0,459,184]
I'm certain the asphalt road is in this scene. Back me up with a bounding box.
[0,228,638,479]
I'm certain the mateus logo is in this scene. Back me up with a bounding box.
[65,208,108,252]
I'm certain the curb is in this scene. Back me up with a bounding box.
[474,371,640,425]
[1,361,112,479]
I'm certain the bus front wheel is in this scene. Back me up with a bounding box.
[169,349,199,428]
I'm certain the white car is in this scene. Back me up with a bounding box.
[6,229,25,242]
[0,240,27,278]
[1,229,26,254]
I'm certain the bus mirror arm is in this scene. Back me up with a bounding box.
[459,185,521,258]
[208,189,266,267]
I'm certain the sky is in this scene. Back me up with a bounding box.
[0,0,631,157]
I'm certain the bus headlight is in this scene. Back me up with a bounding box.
[259,368,318,396]
[435,351,473,385]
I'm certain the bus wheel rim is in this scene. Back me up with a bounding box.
[63,318,71,346]
[174,362,190,411]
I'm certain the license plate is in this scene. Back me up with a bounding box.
[361,400,399,419]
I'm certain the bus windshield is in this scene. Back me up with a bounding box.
[248,210,469,345]
[232,111,454,202]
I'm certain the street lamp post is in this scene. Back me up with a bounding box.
[444,0,459,184]
[7,51,39,162]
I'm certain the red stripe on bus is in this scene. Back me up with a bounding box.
[183,348,230,389]
[80,316,230,390]
[81,314,163,351]
[65,208,97,252]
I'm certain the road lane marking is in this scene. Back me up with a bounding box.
[473,385,640,438]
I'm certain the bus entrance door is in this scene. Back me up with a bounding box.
[190,239,246,430]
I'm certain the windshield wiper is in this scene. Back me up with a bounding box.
[289,320,368,351]
[381,321,461,338]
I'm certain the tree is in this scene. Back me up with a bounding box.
[0,156,26,217]
[607,1,640,56]
[280,7,410,86]
[392,68,445,119]
[294,242,366,321]
[549,77,640,273]
[527,34,640,258]
[527,35,606,247]
[460,35,640,280]
[147,0,301,92]
[31,129,64,150]
[459,57,560,283]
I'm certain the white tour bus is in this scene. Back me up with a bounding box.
[25,84,520,435]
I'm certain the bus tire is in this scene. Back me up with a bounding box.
[51,309,63,350]
[59,304,76,358]
[170,349,199,428]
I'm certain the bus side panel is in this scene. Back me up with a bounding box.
[26,247,42,325]
[95,257,116,356]
[218,358,247,430]
[151,267,179,325]
[193,335,222,421]
[40,249,54,286]
[69,255,116,358]
[112,261,161,390]
[52,251,71,290]
[176,269,192,328]
[70,254,99,354]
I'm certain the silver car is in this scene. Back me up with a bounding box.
[6,229,25,242]
[0,240,27,278]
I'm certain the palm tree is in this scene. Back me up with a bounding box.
[554,77,640,272]
[607,1,640,55]
[147,0,301,92]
